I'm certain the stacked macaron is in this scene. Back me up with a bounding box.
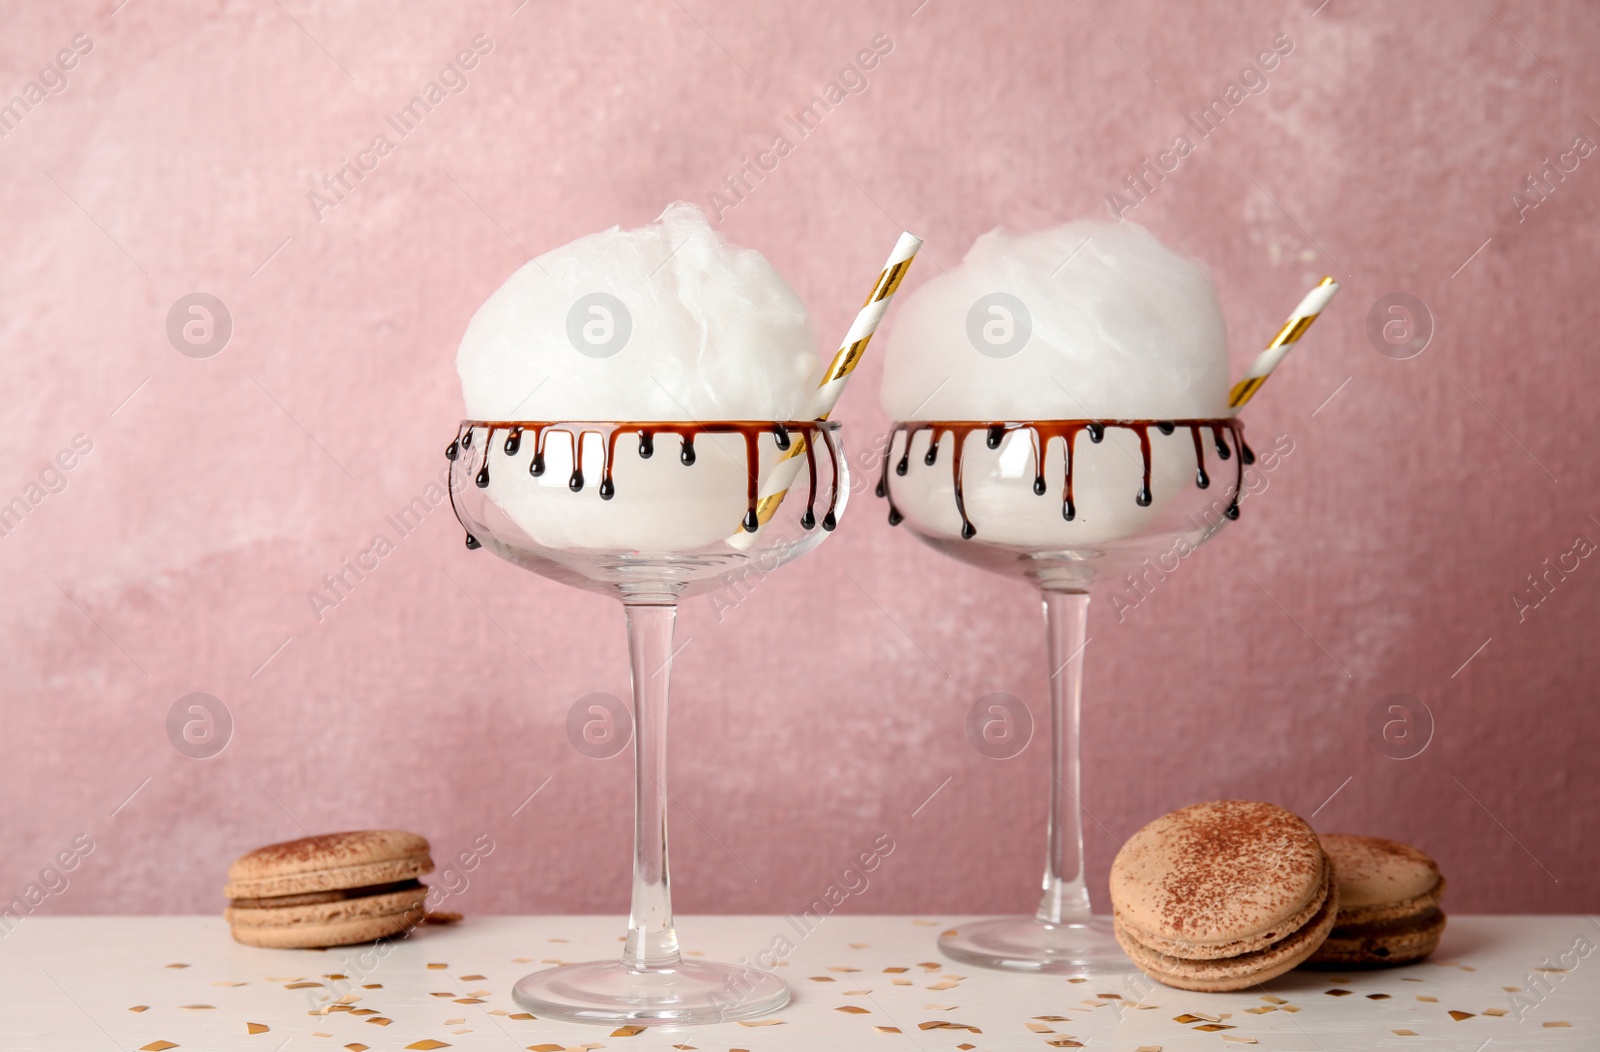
[225,830,435,949]
[1305,834,1447,968]
[1110,800,1338,991]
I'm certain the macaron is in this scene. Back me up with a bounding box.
[1303,833,1446,968]
[225,830,434,949]
[1111,800,1338,992]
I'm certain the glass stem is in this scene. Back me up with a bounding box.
[1036,589,1094,926]
[621,602,683,971]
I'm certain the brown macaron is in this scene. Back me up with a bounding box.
[225,830,434,949]
[1111,800,1338,992]
[1303,833,1446,969]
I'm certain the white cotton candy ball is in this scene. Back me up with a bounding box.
[456,203,820,551]
[879,219,1229,421]
[458,201,818,421]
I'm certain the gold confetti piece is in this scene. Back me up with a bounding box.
[453,998,486,1004]
[509,1012,535,1020]
[836,1006,871,1015]
[1461,966,1476,972]
[451,1032,471,1038]
[883,967,908,973]
[892,979,912,986]
[1243,1006,1275,1015]
[737,1019,784,1027]
[1082,999,1108,1007]
[849,942,870,949]
[873,1026,902,1034]
[671,1045,697,1050]
[844,989,872,995]
[212,981,248,987]
[1261,994,1287,1005]
[345,1045,369,1051]
[129,1006,149,1013]
[1194,1024,1235,1032]
[1026,1021,1055,1033]
[1045,1040,1084,1049]
[265,976,302,982]
[1392,1030,1417,1036]
[1503,986,1521,992]
[1545,1021,1572,1028]
[312,1035,331,1041]
[917,961,942,970]
[366,1017,392,1026]
[829,966,862,973]
[1033,1015,1069,1021]
[1402,977,1424,982]
[285,982,322,990]
[1482,1007,1508,1017]
[141,1044,178,1051]
[246,1023,269,1035]
[179,1004,215,1010]
[1416,995,1438,1003]
[1174,1015,1205,1024]
[809,976,837,982]
[165,963,189,969]
[445,1018,465,1025]
[911,919,937,927]
[611,1025,646,1037]
[1325,989,1353,997]
[1136,1047,1163,1052]
[406,1043,452,1050]
[956,1046,975,1051]
[917,1021,981,1033]
[1096,992,1121,999]
[1067,977,1087,984]
[430,992,457,998]
[324,973,347,979]
[427,963,447,969]
[1448,1011,1475,1021]
[927,981,960,991]
[460,975,488,982]
[1280,1005,1301,1013]
[1367,993,1391,1000]
[362,983,382,989]
[528,1046,563,1051]
[349,1009,376,1016]
[1220,1038,1257,1045]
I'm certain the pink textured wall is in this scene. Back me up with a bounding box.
[2,0,1596,928]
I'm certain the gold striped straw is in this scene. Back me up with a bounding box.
[1227,275,1340,412]
[726,230,923,549]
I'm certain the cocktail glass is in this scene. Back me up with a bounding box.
[448,418,846,1024]
[877,417,1250,973]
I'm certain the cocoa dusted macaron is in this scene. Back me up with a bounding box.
[1303,834,1447,968]
[1111,800,1338,992]
[225,830,434,949]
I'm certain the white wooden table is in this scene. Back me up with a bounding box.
[1,916,1593,1050]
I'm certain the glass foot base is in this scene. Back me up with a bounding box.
[939,915,1127,974]
[512,959,790,1026]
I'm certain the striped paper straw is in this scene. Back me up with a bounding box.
[726,230,923,549]
[1227,276,1340,412]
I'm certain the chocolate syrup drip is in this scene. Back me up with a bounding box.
[817,423,841,531]
[449,420,843,549]
[876,418,1248,539]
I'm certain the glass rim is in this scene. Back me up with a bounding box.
[889,416,1241,427]
[457,418,842,430]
